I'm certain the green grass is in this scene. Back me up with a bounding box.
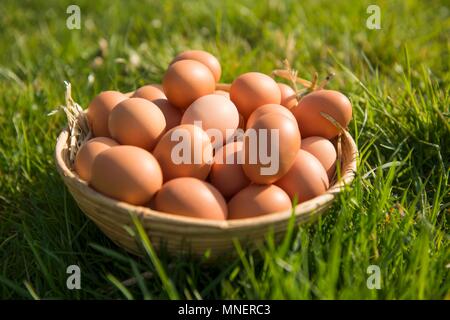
[0,0,449,299]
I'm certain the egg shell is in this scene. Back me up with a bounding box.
[163,59,215,109]
[246,103,296,129]
[301,136,337,180]
[214,90,230,98]
[90,145,163,206]
[181,94,239,146]
[87,91,127,137]
[171,50,222,82]
[209,141,250,198]
[155,177,227,220]
[132,84,166,100]
[278,83,297,109]
[243,113,301,184]
[153,124,213,181]
[152,99,182,130]
[275,149,329,203]
[292,89,352,139]
[228,184,292,219]
[74,137,118,182]
[230,72,281,119]
[108,98,166,151]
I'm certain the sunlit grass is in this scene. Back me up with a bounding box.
[0,0,448,299]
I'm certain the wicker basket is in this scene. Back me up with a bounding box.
[54,84,357,258]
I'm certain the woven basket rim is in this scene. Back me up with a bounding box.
[55,126,358,231]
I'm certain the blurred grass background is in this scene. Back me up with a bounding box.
[0,0,449,299]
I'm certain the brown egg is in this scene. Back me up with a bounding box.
[230,72,281,119]
[108,98,166,150]
[228,184,292,219]
[181,94,239,145]
[275,149,329,203]
[74,137,118,182]
[87,91,127,137]
[90,145,163,205]
[153,124,213,181]
[155,177,227,220]
[246,103,296,129]
[243,113,301,184]
[132,84,166,100]
[171,50,222,82]
[278,83,297,109]
[209,141,250,198]
[292,89,352,139]
[301,136,337,180]
[152,99,182,130]
[129,85,181,130]
[152,84,164,90]
[214,90,230,98]
[163,59,215,109]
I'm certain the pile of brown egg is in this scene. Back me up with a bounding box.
[75,50,352,220]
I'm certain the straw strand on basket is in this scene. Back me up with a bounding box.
[49,81,91,167]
